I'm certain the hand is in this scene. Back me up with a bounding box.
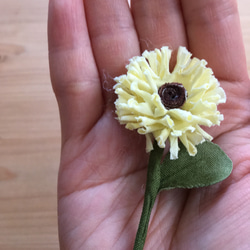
[48,0,250,249]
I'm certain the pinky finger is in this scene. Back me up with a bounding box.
[48,0,103,143]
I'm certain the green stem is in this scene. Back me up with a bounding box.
[133,192,158,250]
[133,144,163,250]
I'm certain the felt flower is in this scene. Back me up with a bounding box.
[114,46,226,159]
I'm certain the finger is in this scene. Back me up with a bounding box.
[181,0,248,82]
[131,0,187,62]
[84,0,140,104]
[48,0,103,143]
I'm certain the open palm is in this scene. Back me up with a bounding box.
[48,0,250,249]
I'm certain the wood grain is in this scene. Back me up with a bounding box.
[0,0,249,249]
[0,0,60,249]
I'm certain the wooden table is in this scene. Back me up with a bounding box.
[0,1,249,249]
[0,0,60,249]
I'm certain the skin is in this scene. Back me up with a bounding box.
[48,0,250,249]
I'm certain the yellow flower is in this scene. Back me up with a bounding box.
[114,46,226,159]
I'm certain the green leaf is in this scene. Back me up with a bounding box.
[159,141,233,190]
[133,141,233,250]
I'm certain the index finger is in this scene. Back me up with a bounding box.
[181,0,248,82]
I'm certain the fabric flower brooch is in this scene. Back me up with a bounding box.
[114,46,225,159]
[113,47,232,250]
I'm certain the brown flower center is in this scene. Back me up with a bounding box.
[158,83,187,109]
